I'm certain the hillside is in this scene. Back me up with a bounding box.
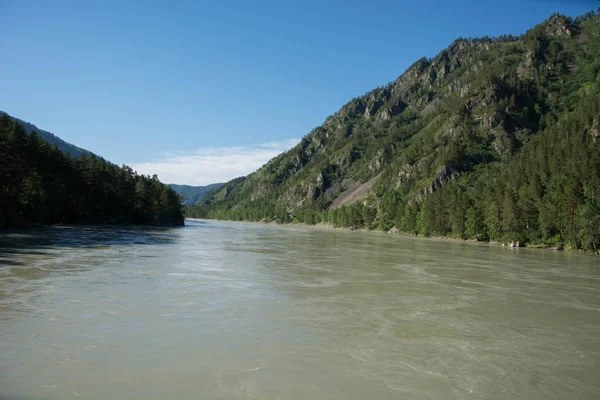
[0,115,184,227]
[169,183,224,206]
[188,12,600,251]
[1,110,92,158]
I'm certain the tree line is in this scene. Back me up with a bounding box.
[0,115,184,227]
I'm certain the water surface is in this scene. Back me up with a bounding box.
[1,220,599,399]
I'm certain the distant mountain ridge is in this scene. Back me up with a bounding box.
[168,183,224,206]
[0,110,92,158]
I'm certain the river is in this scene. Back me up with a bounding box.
[1,220,599,399]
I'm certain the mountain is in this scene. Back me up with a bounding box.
[0,110,92,158]
[168,183,224,206]
[188,12,600,252]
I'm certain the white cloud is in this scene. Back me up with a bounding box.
[131,138,299,186]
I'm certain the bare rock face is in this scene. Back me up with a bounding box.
[377,101,406,121]
[311,136,325,152]
[334,124,352,140]
[425,166,458,196]
[378,108,391,121]
[292,153,302,167]
[363,91,387,119]
[493,130,515,158]
[591,118,599,142]
[466,77,507,110]
[410,165,459,203]
[545,14,573,37]
[368,148,384,172]
[482,111,506,130]
[460,84,471,97]
[344,98,367,117]
[304,172,325,201]
[421,98,442,118]
[396,163,417,187]
[440,116,462,140]
[251,183,268,201]
[391,58,430,102]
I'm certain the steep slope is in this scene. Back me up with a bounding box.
[1,111,92,158]
[169,183,224,206]
[188,12,600,251]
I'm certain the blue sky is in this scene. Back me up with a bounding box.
[0,0,596,184]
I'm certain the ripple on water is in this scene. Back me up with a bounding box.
[1,222,600,399]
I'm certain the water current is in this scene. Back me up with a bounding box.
[1,220,599,399]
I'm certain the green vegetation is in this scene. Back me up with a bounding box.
[187,12,600,252]
[168,183,224,206]
[1,110,92,158]
[0,116,184,227]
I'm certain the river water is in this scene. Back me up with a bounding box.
[0,220,599,399]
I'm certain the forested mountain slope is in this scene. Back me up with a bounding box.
[188,12,600,251]
[1,110,92,158]
[0,115,184,227]
[168,183,224,206]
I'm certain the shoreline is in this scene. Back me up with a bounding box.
[185,218,596,255]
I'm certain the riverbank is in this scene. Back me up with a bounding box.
[186,218,597,255]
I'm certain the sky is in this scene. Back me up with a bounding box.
[0,0,596,185]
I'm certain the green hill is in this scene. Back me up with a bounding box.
[187,12,600,251]
[0,115,184,228]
